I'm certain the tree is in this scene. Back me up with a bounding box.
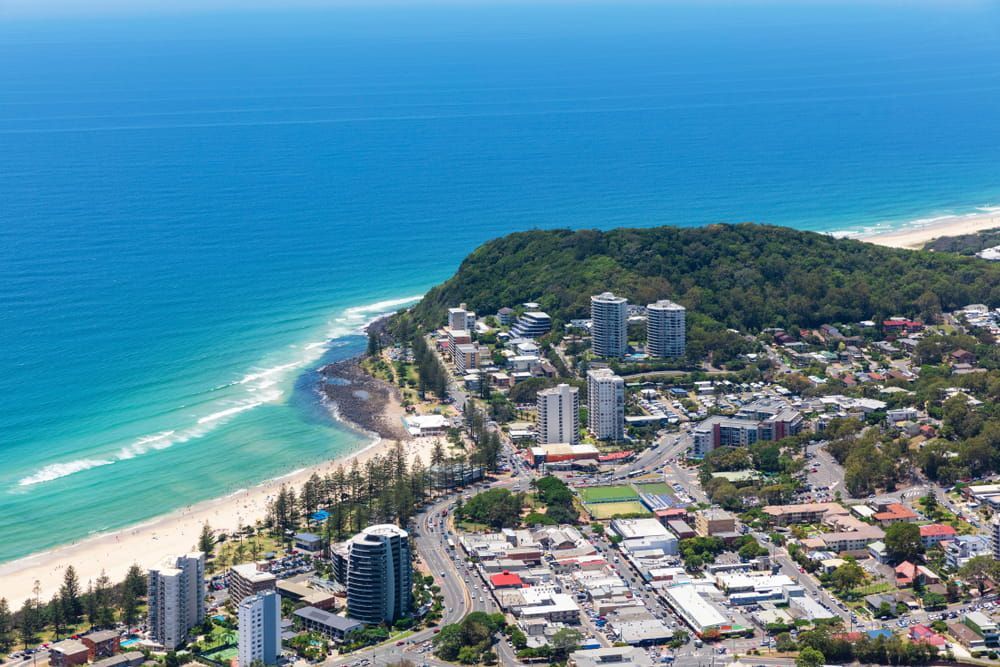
[884,522,923,564]
[959,556,1000,595]
[0,598,12,652]
[796,647,825,667]
[367,330,382,357]
[830,560,865,593]
[199,523,215,555]
[48,594,66,639]
[549,628,583,658]
[18,599,38,650]
[60,566,83,623]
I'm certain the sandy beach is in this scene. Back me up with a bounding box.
[860,209,1000,249]
[0,422,436,605]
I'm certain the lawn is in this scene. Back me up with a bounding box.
[634,482,675,496]
[578,484,640,504]
[585,501,650,519]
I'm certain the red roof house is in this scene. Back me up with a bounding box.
[919,524,957,547]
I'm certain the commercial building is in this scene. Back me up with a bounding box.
[338,524,412,625]
[694,508,737,537]
[238,590,281,667]
[587,368,625,441]
[691,399,802,458]
[591,292,628,358]
[965,611,999,646]
[527,443,600,467]
[569,646,653,667]
[148,552,206,650]
[610,518,678,555]
[537,383,580,445]
[762,502,848,526]
[517,589,581,624]
[229,562,277,605]
[661,583,729,636]
[646,300,686,358]
[511,311,552,339]
[293,607,363,642]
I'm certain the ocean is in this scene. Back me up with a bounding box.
[1,1,999,563]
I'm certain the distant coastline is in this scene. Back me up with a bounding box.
[4,205,999,603]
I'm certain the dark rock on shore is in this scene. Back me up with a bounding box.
[318,358,411,441]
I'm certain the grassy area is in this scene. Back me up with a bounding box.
[208,533,285,573]
[578,484,640,504]
[586,500,650,519]
[634,482,675,496]
[850,582,894,597]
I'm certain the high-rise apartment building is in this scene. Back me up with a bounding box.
[148,552,206,650]
[591,292,628,358]
[339,525,412,625]
[238,590,281,666]
[587,368,625,441]
[536,383,580,445]
[646,300,686,358]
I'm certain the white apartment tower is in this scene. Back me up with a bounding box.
[448,303,475,331]
[992,516,1000,561]
[647,299,686,358]
[588,368,625,441]
[148,552,206,650]
[536,383,580,445]
[591,292,628,358]
[238,590,281,667]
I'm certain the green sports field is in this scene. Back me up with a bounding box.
[634,482,674,496]
[585,501,650,519]
[577,484,639,504]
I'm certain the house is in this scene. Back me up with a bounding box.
[950,349,977,365]
[872,503,918,526]
[80,630,120,660]
[868,540,889,564]
[919,524,957,548]
[909,624,946,650]
[49,640,89,667]
[949,621,987,651]
[894,561,939,588]
[944,535,991,569]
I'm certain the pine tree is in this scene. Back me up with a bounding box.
[48,594,66,640]
[18,599,37,650]
[198,523,215,555]
[0,598,12,651]
[123,564,146,600]
[60,566,83,624]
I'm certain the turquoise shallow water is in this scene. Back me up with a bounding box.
[1,2,1000,563]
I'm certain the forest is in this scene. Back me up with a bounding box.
[408,223,1000,333]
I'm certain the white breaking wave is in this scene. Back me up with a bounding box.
[19,459,115,487]
[14,294,423,490]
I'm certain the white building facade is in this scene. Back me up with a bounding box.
[537,383,580,445]
[587,368,625,441]
[591,292,628,358]
[646,300,686,358]
[238,590,281,666]
[148,552,206,650]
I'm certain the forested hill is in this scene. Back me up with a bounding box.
[410,224,1000,332]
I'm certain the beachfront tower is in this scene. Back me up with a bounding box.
[591,292,628,358]
[536,383,580,445]
[646,299,686,358]
[238,590,281,666]
[588,368,625,441]
[345,524,412,625]
[148,552,206,650]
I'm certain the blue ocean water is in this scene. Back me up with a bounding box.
[2,2,1000,563]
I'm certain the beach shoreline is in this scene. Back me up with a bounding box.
[857,208,1000,249]
[5,206,999,604]
[0,346,430,604]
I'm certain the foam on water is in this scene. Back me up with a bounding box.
[12,294,421,490]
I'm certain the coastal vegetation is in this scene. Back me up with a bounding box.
[432,611,506,664]
[923,227,1000,255]
[407,224,1000,335]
